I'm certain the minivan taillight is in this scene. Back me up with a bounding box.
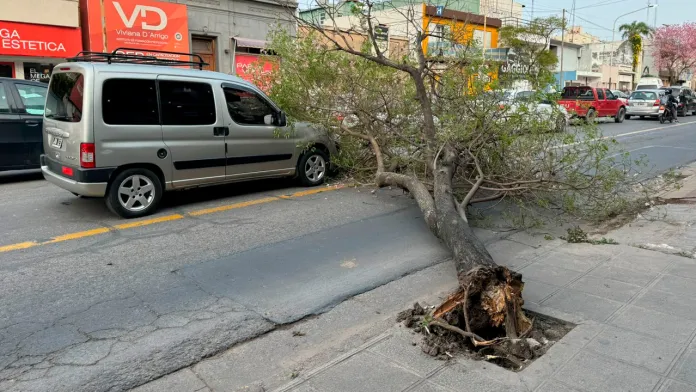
[654,100,660,106]
[80,143,95,168]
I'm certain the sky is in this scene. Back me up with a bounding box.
[298,0,694,42]
[523,0,693,41]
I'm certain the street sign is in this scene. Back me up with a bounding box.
[435,6,444,16]
[374,24,389,55]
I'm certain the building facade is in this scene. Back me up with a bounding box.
[0,0,82,82]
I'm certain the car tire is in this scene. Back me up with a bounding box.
[554,114,566,132]
[585,108,597,124]
[614,107,626,123]
[640,116,645,119]
[625,114,631,120]
[106,168,163,219]
[297,147,329,187]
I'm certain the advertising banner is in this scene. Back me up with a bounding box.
[235,54,279,91]
[82,0,190,61]
[0,21,82,58]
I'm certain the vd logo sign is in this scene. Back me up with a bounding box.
[113,1,167,31]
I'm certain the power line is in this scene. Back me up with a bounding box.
[575,0,632,11]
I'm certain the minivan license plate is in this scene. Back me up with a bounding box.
[51,137,63,149]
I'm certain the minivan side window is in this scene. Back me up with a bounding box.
[45,72,83,122]
[597,89,605,100]
[223,87,276,126]
[103,79,159,125]
[159,81,216,126]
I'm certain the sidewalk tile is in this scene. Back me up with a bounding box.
[671,350,696,386]
[294,351,420,392]
[605,249,676,273]
[667,262,696,280]
[633,289,696,321]
[520,323,603,391]
[533,252,607,273]
[535,380,585,392]
[542,289,623,322]
[554,351,661,392]
[660,380,696,392]
[610,305,696,344]
[407,381,452,392]
[131,368,206,392]
[588,264,658,286]
[429,363,525,392]
[522,279,560,304]
[568,276,642,303]
[585,325,682,373]
[653,275,696,296]
[519,264,584,287]
[369,333,444,377]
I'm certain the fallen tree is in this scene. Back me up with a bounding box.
[262,2,637,358]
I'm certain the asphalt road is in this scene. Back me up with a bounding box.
[1,116,695,392]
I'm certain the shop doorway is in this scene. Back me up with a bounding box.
[192,37,216,71]
[0,63,14,78]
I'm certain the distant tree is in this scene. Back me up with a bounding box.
[618,21,653,85]
[652,23,696,84]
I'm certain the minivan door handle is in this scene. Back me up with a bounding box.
[213,126,229,137]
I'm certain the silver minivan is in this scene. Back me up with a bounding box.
[41,56,336,218]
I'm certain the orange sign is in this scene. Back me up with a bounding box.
[81,0,189,61]
[0,21,82,58]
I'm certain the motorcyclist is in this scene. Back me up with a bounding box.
[663,89,679,122]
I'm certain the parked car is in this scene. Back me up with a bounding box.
[0,77,47,172]
[501,90,569,132]
[611,90,630,99]
[42,52,337,218]
[558,86,627,123]
[635,77,664,91]
[625,90,664,119]
[658,86,696,116]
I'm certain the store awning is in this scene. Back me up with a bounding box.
[234,38,267,49]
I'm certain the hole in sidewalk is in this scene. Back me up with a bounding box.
[397,304,575,372]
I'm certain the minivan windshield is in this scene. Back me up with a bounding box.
[45,72,83,122]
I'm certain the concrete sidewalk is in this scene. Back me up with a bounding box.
[133,166,696,392]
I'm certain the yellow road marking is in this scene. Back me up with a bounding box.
[0,241,40,253]
[114,214,185,229]
[0,185,345,254]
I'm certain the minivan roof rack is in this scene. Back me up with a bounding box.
[67,48,208,70]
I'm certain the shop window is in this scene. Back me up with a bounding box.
[15,84,48,115]
[159,81,216,126]
[102,79,159,125]
[23,63,53,83]
[0,63,13,78]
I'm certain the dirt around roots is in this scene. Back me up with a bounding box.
[397,303,574,371]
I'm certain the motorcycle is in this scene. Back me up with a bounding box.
[659,102,676,124]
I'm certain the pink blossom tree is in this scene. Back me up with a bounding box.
[652,22,696,84]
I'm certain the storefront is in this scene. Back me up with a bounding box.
[0,20,82,82]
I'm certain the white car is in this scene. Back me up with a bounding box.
[500,90,569,132]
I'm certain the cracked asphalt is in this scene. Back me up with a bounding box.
[0,176,446,392]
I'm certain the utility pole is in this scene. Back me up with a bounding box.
[654,0,658,27]
[531,0,534,20]
[570,0,576,43]
[560,8,566,89]
[482,0,488,58]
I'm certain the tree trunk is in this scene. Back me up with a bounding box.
[376,152,530,340]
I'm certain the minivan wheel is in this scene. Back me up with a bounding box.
[614,107,626,123]
[106,168,163,218]
[298,148,329,187]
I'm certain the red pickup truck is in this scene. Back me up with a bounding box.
[558,86,627,123]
